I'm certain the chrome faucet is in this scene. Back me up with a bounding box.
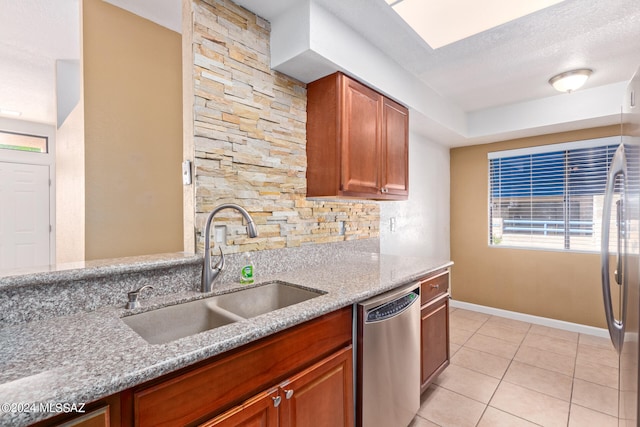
[201,203,258,292]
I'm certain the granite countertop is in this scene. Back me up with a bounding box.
[0,252,451,426]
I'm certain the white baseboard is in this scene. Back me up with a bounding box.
[450,299,610,338]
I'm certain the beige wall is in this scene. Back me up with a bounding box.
[56,101,85,263]
[450,125,620,328]
[83,0,183,260]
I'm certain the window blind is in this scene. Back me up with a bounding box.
[488,137,623,252]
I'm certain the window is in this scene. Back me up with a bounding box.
[488,137,630,252]
[0,130,48,153]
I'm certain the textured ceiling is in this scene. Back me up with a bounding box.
[0,0,79,124]
[238,0,640,113]
[3,0,640,137]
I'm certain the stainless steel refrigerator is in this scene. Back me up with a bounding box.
[602,67,640,426]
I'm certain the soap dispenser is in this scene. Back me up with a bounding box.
[240,252,254,284]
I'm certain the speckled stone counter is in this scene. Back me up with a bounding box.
[0,242,451,426]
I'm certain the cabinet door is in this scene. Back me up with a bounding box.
[421,295,450,391]
[279,346,354,427]
[341,76,382,196]
[55,406,109,427]
[199,389,279,427]
[381,97,408,197]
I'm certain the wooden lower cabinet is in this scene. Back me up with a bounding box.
[203,347,353,427]
[419,270,450,392]
[199,389,279,427]
[279,347,353,427]
[129,307,353,427]
[55,406,110,427]
[29,396,120,427]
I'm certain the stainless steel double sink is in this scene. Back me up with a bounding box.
[121,281,324,344]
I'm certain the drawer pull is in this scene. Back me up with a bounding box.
[285,389,294,399]
[430,284,440,289]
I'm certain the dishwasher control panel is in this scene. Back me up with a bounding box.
[366,289,419,322]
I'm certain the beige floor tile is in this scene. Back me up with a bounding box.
[451,346,511,379]
[574,359,619,389]
[514,344,576,376]
[572,378,618,417]
[441,310,622,427]
[465,333,520,359]
[576,342,619,369]
[502,360,573,401]
[450,327,475,345]
[485,315,532,332]
[489,382,570,427]
[476,322,527,344]
[450,315,486,333]
[529,324,579,342]
[521,332,578,357]
[450,342,462,356]
[408,415,440,427]
[477,406,539,427]
[418,385,486,427]
[434,364,500,403]
[452,308,491,322]
[579,333,615,350]
[568,404,618,427]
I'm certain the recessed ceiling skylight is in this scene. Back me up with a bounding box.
[386,0,565,49]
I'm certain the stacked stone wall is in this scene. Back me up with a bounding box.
[191,0,380,253]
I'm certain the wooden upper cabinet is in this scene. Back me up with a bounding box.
[381,97,409,198]
[307,72,408,200]
[341,77,382,196]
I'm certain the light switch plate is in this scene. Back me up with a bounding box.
[182,160,192,185]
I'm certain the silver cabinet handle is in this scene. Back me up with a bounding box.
[601,143,627,354]
[430,284,439,289]
[272,396,281,407]
[285,389,294,399]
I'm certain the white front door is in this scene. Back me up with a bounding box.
[0,161,50,269]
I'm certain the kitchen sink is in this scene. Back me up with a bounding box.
[209,281,324,318]
[121,298,244,345]
[121,281,324,344]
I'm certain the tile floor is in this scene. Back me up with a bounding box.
[410,307,620,427]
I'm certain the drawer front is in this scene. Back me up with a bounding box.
[420,271,449,305]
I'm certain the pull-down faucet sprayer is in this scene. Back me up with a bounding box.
[201,203,258,292]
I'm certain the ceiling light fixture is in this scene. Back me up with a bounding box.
[548,69,592,93]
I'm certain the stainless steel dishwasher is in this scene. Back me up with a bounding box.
[356,282,421,427]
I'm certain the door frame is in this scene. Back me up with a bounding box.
[0,117,56,265]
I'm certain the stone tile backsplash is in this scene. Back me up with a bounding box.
[190,0,381,254]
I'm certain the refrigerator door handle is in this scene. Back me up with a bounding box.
[601,144,627,354]
[616,199,623,285]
